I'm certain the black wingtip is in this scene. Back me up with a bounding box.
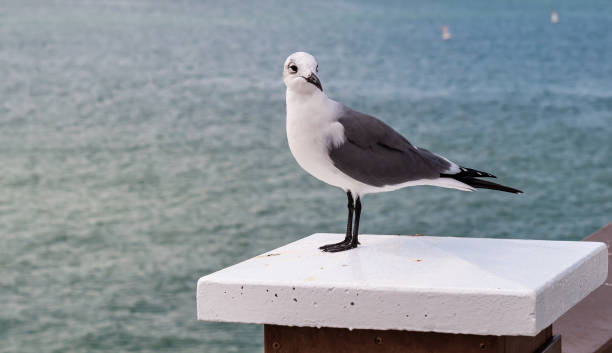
[452,176,523,194]
[444,166,497,179]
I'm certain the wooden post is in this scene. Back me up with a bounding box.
[265,325,560,353]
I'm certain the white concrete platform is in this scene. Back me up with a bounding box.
[197,234,608,336]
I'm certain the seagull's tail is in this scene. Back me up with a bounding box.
[451,176,523,194]
[440,166,522,194]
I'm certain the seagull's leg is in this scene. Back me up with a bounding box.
[319,191,354,251]
[321,194,361,252]
[351,197,362,247]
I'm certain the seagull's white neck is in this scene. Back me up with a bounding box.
[285,88,341,121]
[285,88,329,108]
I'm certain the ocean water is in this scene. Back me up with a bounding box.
[1,1,611,352]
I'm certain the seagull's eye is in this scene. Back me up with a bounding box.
[288,64,298,74]
[316,65,318,73]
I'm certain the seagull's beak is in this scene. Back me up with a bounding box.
[304,73,323,91]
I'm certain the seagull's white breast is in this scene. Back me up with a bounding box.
[285,92,351,191]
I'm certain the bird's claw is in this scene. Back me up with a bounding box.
[319,241,358,252]
[319,238,350,251]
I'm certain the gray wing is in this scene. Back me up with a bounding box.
[329,106,451,187]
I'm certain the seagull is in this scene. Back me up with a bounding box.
[283,52,522,253]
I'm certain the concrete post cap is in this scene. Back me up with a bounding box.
[197,234,608,336]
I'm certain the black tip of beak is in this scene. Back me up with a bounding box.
[305,73,323,91]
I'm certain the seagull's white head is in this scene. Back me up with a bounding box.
[283,52,322,94]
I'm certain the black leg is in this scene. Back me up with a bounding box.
[319,192,353,251]
[351,197,361,247]
[320,193,361,252]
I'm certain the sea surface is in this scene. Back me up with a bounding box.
[1,1,611,352]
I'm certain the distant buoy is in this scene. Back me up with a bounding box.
[442,25,451,40]
[551,11,559,23]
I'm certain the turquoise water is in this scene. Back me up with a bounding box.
[1,1,611,352]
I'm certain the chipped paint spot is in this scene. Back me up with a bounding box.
[256,253,281,258]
